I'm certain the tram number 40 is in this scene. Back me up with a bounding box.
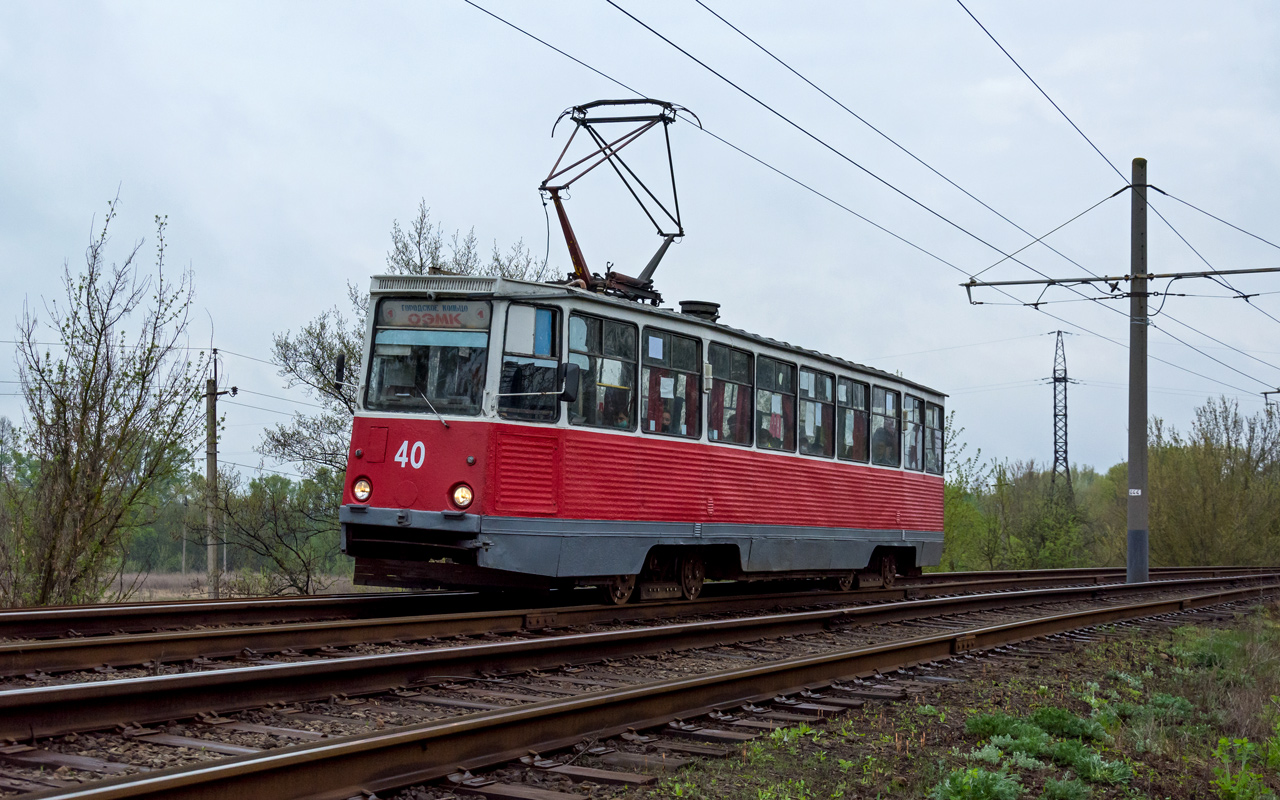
[394,441,427,469]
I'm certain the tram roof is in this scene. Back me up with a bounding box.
[369,274,947,399]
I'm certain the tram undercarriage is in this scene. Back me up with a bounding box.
[341,506,938,603]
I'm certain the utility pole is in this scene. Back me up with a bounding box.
[204,349,237,599]
[205,374,218,599]
[1127,157,1149,584]
[1049,331,1073,499]
[961,157,1280,584]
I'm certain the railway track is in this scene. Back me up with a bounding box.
[0,571,1274,798]
[0,566,1257,641]
[0,570,1272,680]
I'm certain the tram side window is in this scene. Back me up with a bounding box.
[925,402,944,475]
[365,298,491,416]
[498,304,560,422]
[903,395,924,471]
[870,386,901,467]
[708,343,752,446]
[640,329,701,438]
[837,378,869,462]
[756,357,796,452]
[798,368,835,457]
[568,313,637,430]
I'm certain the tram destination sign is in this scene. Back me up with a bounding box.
[378,300,490,329]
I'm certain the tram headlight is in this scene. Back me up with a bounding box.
[451,483,474,509]
[352,478,372,502]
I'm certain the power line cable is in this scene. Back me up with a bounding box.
[666,0,1278,387]
[866,332,1053,360]
[235,388,328,410]
[693,0,1120,290]
[1153,189,1280,253]
[954,0,1280,382]
[218,348,277,367]
[221,461,307,481]
[605,0,1106,288]
[221,400,298,417]
[463,1,1261,397]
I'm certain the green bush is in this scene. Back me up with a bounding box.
[1047,739,1132,784]
[966,713,1022,739]
[1030,707,1107,742]
[989,725,1052,758]
[1041,777,1091,800]
[1212,738,1276,800]
[929,767,1022,800]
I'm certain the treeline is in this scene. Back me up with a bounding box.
[941,397,1280,571]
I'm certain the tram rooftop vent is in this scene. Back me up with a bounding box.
[374,275,497,294]
[679,300,720,322]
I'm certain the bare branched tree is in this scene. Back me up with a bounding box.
[0,199,206,606]
[217,470,342,596]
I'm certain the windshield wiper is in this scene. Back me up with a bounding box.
[418,390,451,429]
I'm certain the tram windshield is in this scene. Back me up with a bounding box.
[365,299,491,415]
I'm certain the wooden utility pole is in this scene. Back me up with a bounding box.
[1127,157,1149,584]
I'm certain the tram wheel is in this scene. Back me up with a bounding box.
[679,555,705,600]
[836,572,856,592]
[880,553,898,588]
[603,574,637,605]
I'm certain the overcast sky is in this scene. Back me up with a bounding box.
[2,1,1278,480]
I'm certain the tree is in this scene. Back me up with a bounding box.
[217,469,344,595]
[0,199,206,606]
[1149,398,1280,566]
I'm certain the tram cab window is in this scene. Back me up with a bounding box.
[708,343,752,446]
[837,378,870,463]
[870,386,901,467]
[365,298,491,416]
[756,357,796,452]
[640,329,701,438]
[925,402,944,475]
[498,304,560,422]
[568,313,637,430]
[798,368,835,457]
[903,395,924,471]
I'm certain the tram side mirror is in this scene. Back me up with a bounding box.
[334,352,346,393]
[558,362,581,403]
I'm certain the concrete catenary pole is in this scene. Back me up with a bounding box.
[205,376,220,599]
[1127,157,1149,583]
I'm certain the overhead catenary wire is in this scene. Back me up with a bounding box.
[1154,188,1280,254]
[605,0,1118,294]
[608,0,1280,392]
[234,388,328,410]
[221,461,308,481]
[954,0,1280,383]
[693,0,1122,290]
[462,0,1263,398]
[221,400,299,418]
[617,1,1280,391]
[865,332,1053,361]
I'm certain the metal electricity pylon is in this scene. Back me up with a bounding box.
[1049,331,1075,499]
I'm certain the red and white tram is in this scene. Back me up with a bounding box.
[340,274,945,603]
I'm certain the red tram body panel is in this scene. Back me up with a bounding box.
[343,418,942,530]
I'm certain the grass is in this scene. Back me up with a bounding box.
[629,601,1280,800]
